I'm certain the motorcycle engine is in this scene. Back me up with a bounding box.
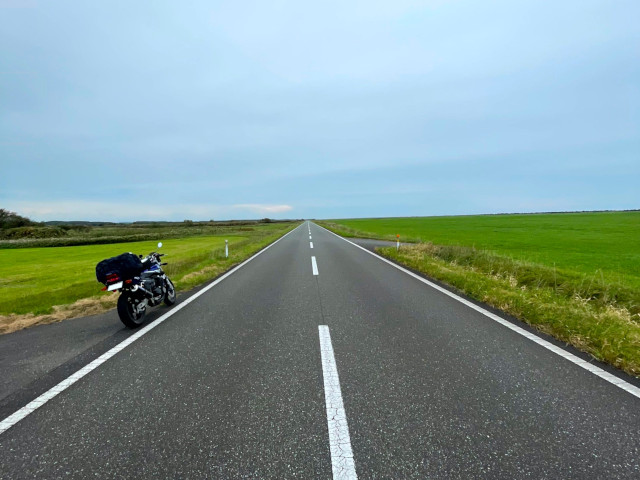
[153,278,164,295]
[143,278,163,295]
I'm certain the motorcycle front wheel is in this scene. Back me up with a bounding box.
[117,293,147,328]
[164,278,176,306]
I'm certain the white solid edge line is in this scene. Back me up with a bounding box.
[318,326,358,479]
[315,223,640,400]
[0,222,306,436]
[312,256,319,276]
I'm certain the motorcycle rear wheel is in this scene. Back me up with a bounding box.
[117,293,147,328]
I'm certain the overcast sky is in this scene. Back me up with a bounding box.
[1,0,638,221]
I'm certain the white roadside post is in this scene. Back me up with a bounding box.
[225,239,228,258]
[396,234,400,252]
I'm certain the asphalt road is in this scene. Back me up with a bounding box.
[1,222,639,479]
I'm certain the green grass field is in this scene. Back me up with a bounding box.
[0,222,298,332]
[0,219,291,248]
[319,212,640,375]
[0,236,240,316]
[321,212,640,288]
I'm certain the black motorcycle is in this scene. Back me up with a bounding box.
[96,242,176,328]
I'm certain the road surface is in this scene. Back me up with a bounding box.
[1,222,639,478]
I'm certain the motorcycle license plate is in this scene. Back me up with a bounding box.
[107,281,123,291]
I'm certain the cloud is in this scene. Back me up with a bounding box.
[0,0,38,8]
[1,1,638,218]
[232,204,294,214]
[4,201,294,222]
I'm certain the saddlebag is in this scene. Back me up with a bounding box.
[96,253,144,284]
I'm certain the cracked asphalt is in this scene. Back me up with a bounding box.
[1,221,639,478]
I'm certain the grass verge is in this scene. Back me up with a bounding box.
[318,216,640,376]
[0,222,299,334]
[318,212,640,289]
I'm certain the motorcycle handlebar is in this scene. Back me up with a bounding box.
[142,252,166,262]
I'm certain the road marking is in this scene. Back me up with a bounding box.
[0,223,306,437]
[316,223,640,400]
[318,326,358,479]
[310,235,312,240]
[312,256,319,275]
[310,242,314,249]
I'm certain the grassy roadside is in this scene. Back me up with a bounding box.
[0,222,299,334]
[0,220,289,248]
[318,212,640,289]
[318,216,640,376]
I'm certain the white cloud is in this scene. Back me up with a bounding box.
[233,204,293,214]
[4,201,294,222]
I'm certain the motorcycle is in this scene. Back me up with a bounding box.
[96,242,176,328]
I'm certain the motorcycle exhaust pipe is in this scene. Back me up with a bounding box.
[132,284,154,297]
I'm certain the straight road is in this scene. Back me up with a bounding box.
[1,222,639,478]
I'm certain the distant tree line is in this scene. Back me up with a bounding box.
[0,209,35,229]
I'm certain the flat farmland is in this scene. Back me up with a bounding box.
[0,222,298,333]
[0,236,241,316]
[321,211,640,288]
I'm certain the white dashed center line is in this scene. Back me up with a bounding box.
[311,256,319,275]
[310,242,314,249]
[318,326,358,479]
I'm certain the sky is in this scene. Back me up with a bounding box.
[1,0,639,222]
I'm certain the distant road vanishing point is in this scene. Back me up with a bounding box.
[1,222,639,479]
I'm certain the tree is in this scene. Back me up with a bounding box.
[0,209,34,229]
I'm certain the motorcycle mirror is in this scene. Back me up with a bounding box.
[158,242,163,248]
